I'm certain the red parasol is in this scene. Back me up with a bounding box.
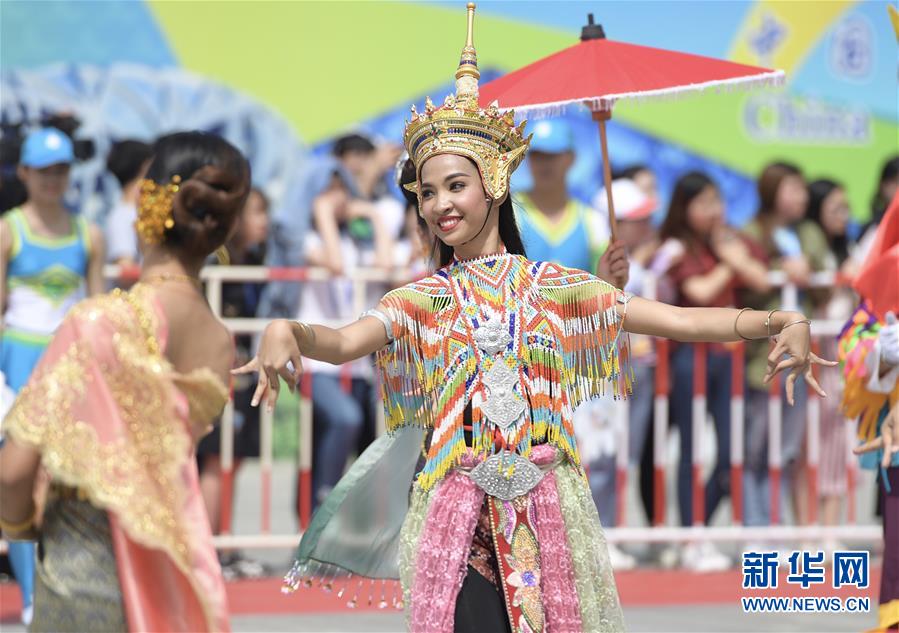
[479,14,784,240]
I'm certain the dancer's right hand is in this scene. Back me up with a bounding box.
[232,319,304,412]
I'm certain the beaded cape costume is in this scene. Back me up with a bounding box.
[285,6,630,632]
[377,252,631,490]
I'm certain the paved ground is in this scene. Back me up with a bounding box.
[0,606,874,633]
[228,606,873,632]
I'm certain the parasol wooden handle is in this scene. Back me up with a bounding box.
[592,109,618,243]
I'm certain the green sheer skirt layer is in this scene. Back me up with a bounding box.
[284,427,625,632]
[282,428,425,606]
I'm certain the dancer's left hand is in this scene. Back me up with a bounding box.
[763,315,837,405]
[232,319,304,412]
[853,403,898,468]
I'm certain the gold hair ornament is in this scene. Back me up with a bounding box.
[136,174,181,245]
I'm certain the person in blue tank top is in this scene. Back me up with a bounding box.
[514,118,627,286]
[515,119,636,569]
[0,127,105,626]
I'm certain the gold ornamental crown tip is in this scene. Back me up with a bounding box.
[455,1,480,88]
[465,3,476,47]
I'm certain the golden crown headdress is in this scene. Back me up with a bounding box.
[403,3,530,201]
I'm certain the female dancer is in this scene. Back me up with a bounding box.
[0,131,249,632]
[238,6,833,631]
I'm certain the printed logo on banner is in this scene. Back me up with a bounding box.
[741,550,871,614]
[747,12,788,65]
[743,95,870,144]
[829,15,874,80]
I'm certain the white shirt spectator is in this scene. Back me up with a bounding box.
[105,200,139,263]
[297,197,404,378]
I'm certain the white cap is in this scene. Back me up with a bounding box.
[595,178,656,220]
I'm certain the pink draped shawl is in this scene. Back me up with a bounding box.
[4,284,230,631]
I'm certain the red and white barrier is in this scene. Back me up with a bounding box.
[730,343,745,525]
[260,404,273,534]
[219,397,236,535]
[691,343,707,526]
[805,342,822,526]
[767,373,783,526]
[653,337,669,527]
[298,371,313,529]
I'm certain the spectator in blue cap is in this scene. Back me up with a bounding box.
[0,127,105,626]
[514,118,627,286]
[516,120,634,569]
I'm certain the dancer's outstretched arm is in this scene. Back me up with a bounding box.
[620,296,836,405]
[233,312,392,411]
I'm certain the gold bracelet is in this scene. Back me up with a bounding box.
[0,513,34,534]
[293,321,315,352]
[780,318,811,333]
[764,309,781,338]
[733,307,753,341]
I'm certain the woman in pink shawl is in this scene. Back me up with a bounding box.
[0,131,249,632]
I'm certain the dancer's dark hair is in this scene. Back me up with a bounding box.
[145,131,251,259]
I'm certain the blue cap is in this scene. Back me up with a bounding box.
[20,127,74,168]
[528,119,575,154]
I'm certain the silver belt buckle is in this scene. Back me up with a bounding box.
[469,452,545,500]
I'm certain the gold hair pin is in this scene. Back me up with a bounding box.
[136,174,181,245]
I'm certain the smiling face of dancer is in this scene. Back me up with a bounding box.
[418,153,505,261]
